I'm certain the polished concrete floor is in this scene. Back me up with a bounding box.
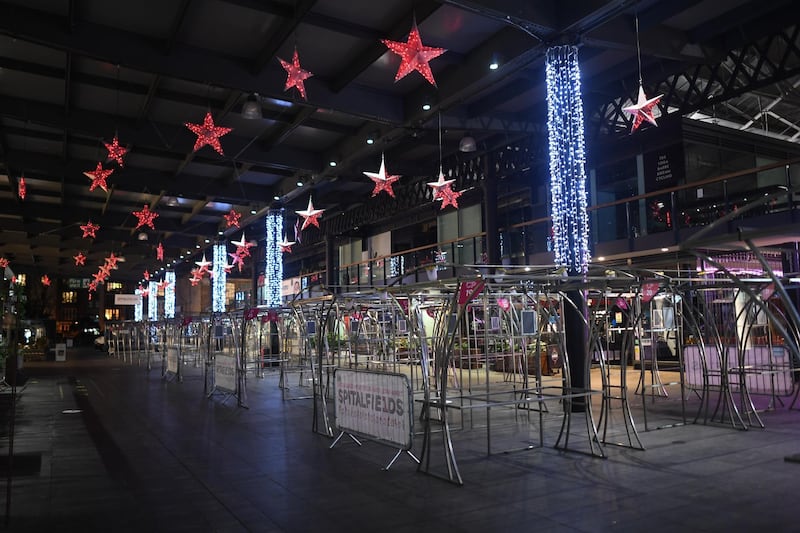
[2,348,800,532]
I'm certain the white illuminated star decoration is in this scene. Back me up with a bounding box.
[363,155,401,198]
[278,235,295,253]
[295,196,325,231]
[622,85,663,132]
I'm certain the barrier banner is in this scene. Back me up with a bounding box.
[166,347,179,374]
[334,370,413,450]
[214,353,237,392]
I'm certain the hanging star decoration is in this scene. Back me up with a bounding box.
[103,135,129,166]
[74,252,86,266]
[0,257,9,268]
[278,47,313,100]
[195,255,212,276]
[278,235,295,253]
[427,170,462,210]
[88,280,98,293]
[623,85,663,133]
[133,204,158,230]
[363,154,401,198]
[157,279,171,291]
[18,175,26,200]
[223,209,241,228]
[137,284,150,298]
[231,234,255,258]
[80,220,100,239]
[295,196,325,231]
[105,252,120,270]
[156,242,164,262]
[228,251,246,273]
[84,162,114,193]
[41,275,51,287]
[189,269,203,286]
[185,111,233,156]
[382,22,447,86]
[222,261,235,274]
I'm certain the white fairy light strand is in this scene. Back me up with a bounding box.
[164,270,176,318]
[212,243,227,312]
[265,210,283,307]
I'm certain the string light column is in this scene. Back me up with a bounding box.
[148,280,158,321]
[134,287,143,322]
[265,209,283,308]
[212,243,227,312]
[545,44,591,406]
[165,270,176,318]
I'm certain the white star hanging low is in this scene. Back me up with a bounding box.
[295,196,325,231]
[427,170,456,201]
[231,234,255,258]
[195,254,212,274]
[363,155,401,198]
[278,235,295,253]
[622,85,663,133]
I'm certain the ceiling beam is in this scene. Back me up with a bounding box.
[251,0,317,75]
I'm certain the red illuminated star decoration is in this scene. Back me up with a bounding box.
[98,264,112,280]
[133,204,158,230]
[41,275,51,287]
[622,85,663,132]
[103,135,129,167]
[137,284,150,298]
[92,270,107,285]
[222,261,235,274]
[228,251,246,273]
[157,279,171,291]
[143,270,150,281]
[364,155,401,198]
[295,196,325,231]
[0,257,9,269]
[278,235,295,253]
[104,252,120,270]
[84,162,114,193]
[223,209,241,228]
[185,111,233,156]
[18,175,26,200]
[278,48,313,100]
[231,234,255,258]
[80,221,100,239]
[156,242,164,262]
[382,22,447,87]
[10,275,17,284]
[438,185,462,210]
[189,269,203,286]
[88,280,98,293]
[73,252,86,266]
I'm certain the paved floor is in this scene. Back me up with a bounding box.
[2,348,800,532]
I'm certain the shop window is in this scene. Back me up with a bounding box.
[62,291,77,303]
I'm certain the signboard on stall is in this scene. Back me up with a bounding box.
[214,353,237,392]
[115,293,142,306]
[334,369,413,450]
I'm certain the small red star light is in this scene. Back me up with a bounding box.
[0,257,9,268]
[295,196,325,231]
[623,85,663,132]
[156,242,164,261]
[382,22,447,87]
[18,176,26,200]
[41,275,51,287]
[278,47,313,100]
[74,252,86,266]
[88,280,98,293]
[223,209,241,228]
[364,155,401,198]
[84,162,114,193]
[103,135,129,166]
[80,221,100,239]
[104,252,120,270]
[133,204,158,230]
[185,111,233,156]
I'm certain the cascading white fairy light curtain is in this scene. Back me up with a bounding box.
[545,45,590,274]
[265,209,283,308]
[212,243,227,312]
[164,270,176,318]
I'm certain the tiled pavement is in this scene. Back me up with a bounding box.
[2,348,800,532]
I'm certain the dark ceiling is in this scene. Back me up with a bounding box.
[1,0,799,282]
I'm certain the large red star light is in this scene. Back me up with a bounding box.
[295,196,325,231]
[223,209,242,228]
[364,155,401,198]
[18,176,26,200]
[133,204,158,230]
[382,22,447,87]
[80,221,100,239]
[438,185,463,210]
[104,135,129,166]
[185,111,233,155]
[278,48,313,100]
[84,162,114,193]
[623,85,663,132]
[74,252,86,266]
